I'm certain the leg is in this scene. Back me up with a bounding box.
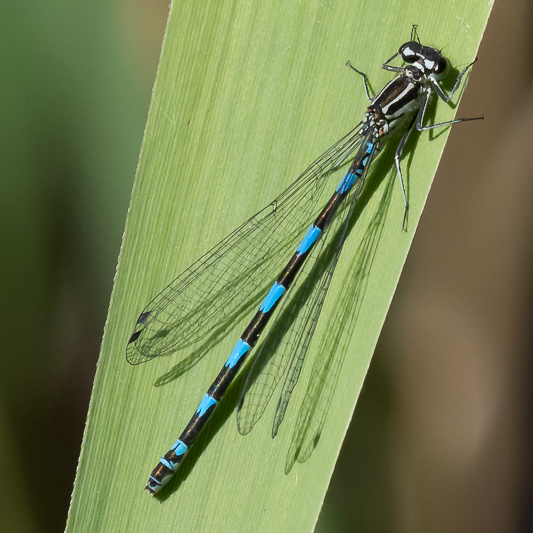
[394,117,415,230]
[345,61,374,101]
[382,25,420,74]
[431,58,478,103]
[381,53,403,74]
[416,87,483,132]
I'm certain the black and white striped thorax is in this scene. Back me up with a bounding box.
[359,40,450,140]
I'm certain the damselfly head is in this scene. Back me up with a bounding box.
[399,41,449,80]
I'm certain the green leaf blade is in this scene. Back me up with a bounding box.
[66,1,493,531]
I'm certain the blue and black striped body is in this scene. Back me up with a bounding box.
[145,140,378,493]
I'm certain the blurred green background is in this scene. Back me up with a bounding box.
[1,1,532,532]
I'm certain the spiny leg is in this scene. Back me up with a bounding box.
[431,58,479,103]
[416,86,483,132]
[394,116,416,231]
[345,61,374,101]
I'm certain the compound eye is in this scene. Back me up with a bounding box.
[399,41,420,63]
[435,57,448,75]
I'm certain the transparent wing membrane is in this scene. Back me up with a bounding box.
[237,142,373,437]
[285,176,395,473]
[126,127,364,364]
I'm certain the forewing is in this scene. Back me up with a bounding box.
[126,126,364,364]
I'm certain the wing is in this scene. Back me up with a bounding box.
[285,175,396,472]
[126,126,365,364]
[236,139,373,435]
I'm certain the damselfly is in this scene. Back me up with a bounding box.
[127,27,481,494]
